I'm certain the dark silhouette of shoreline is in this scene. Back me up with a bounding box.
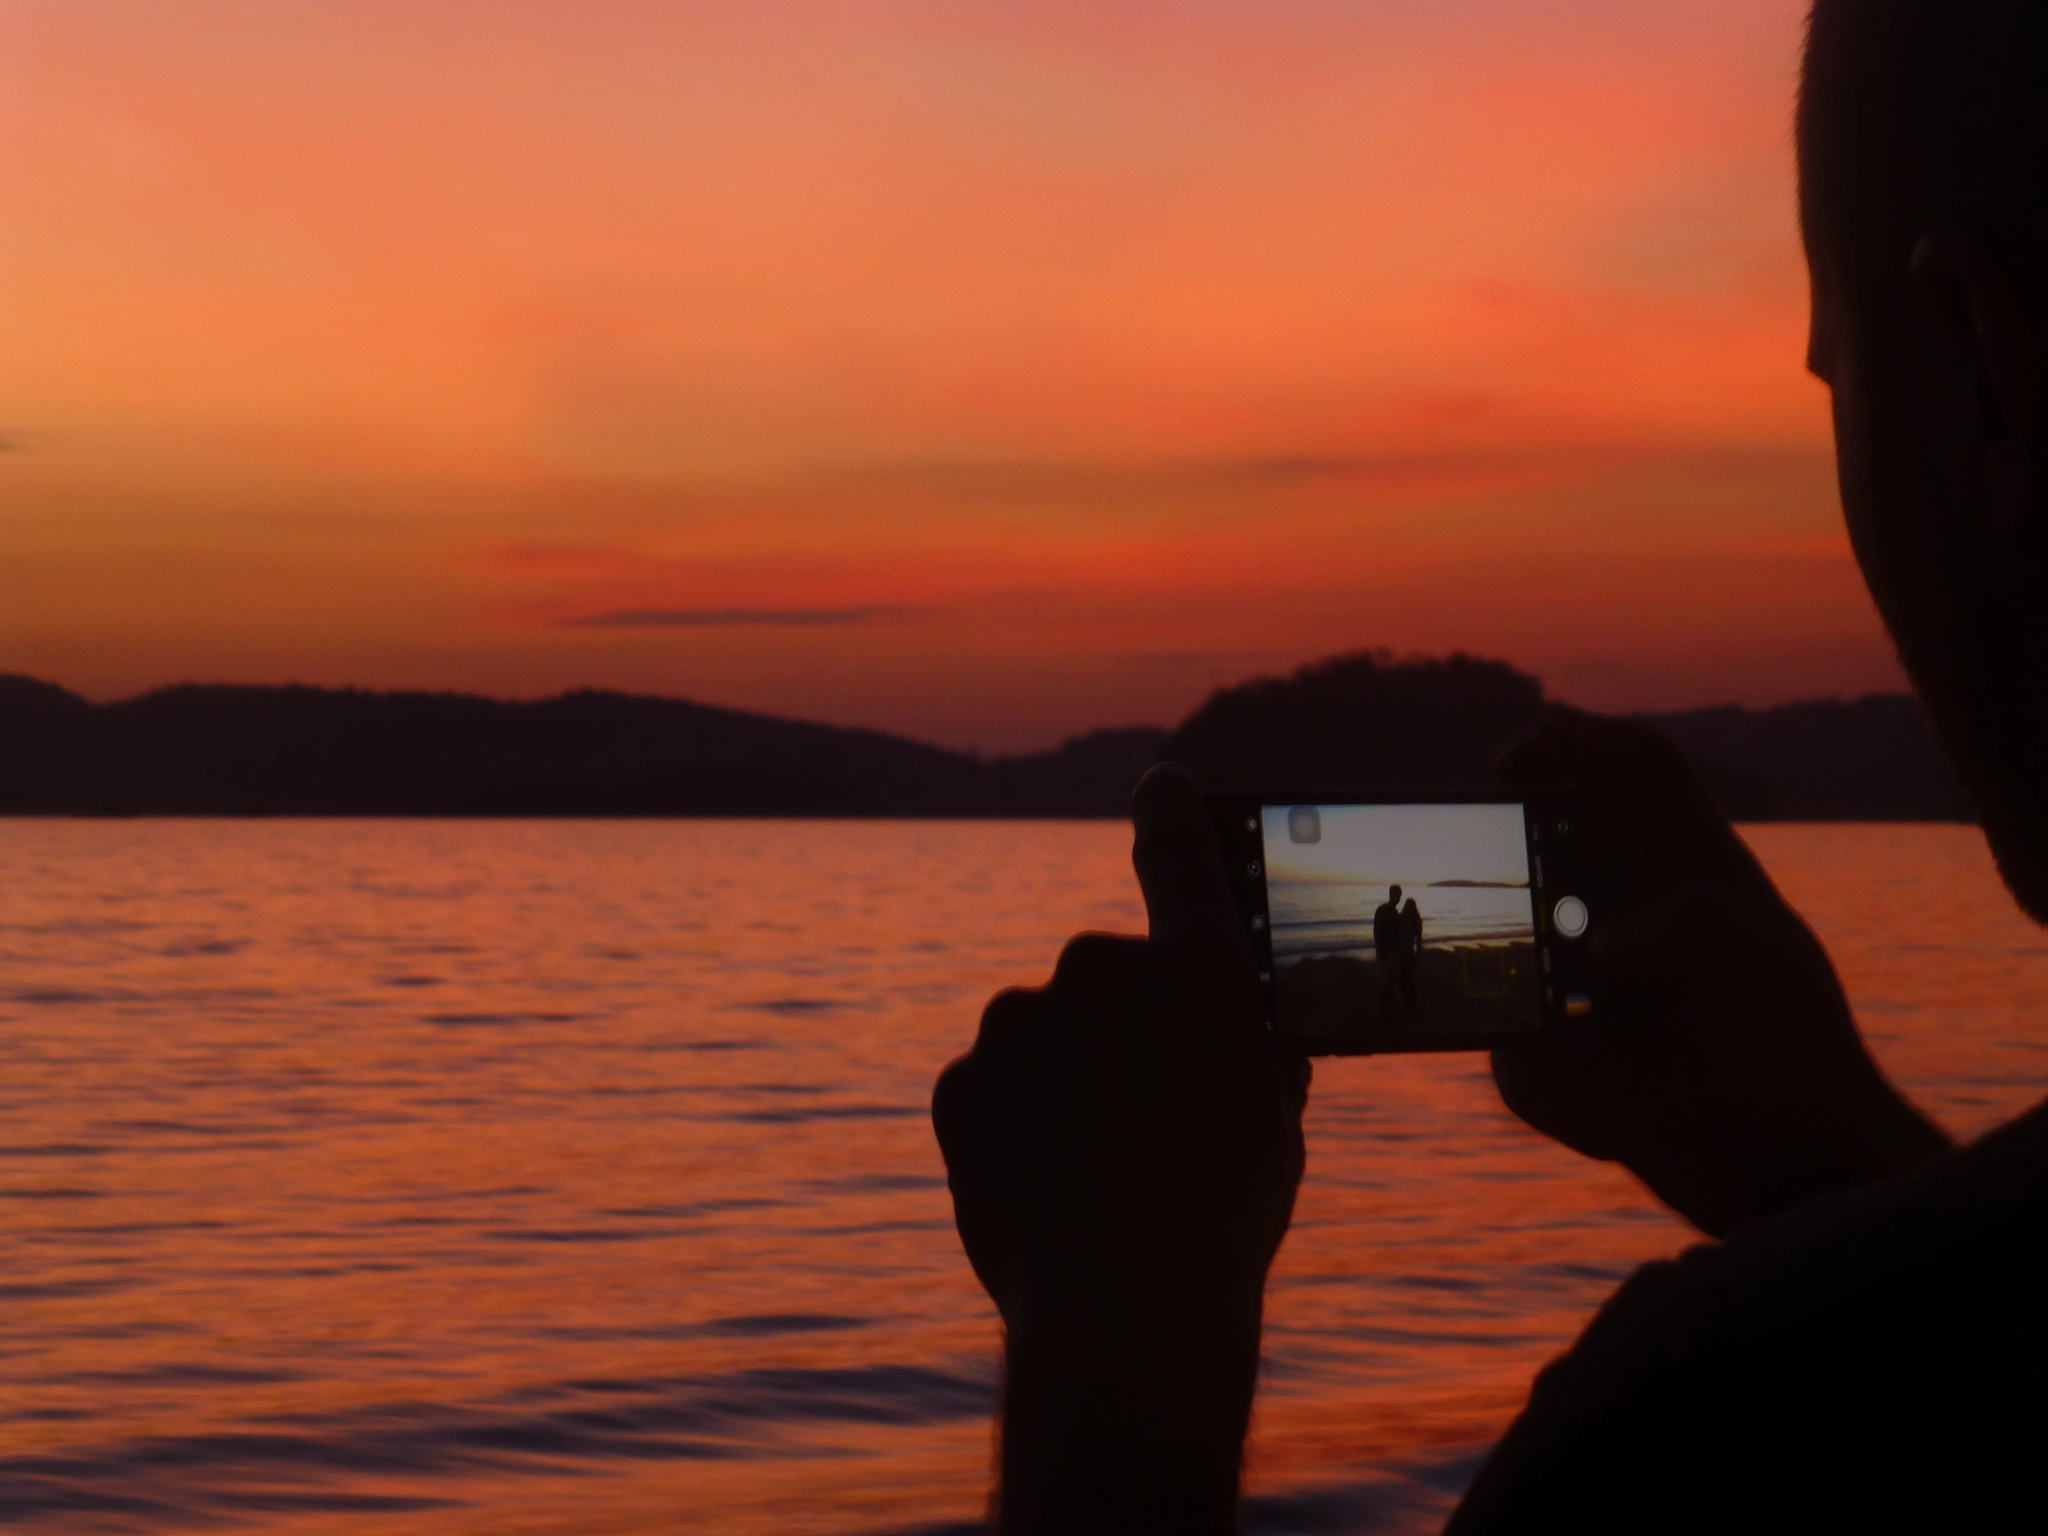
[0,653,1967,820]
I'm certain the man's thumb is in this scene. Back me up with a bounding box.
[1131,764,1245,960]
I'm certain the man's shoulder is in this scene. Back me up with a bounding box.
[1588,1093,2048,1393]
[1672,1090,2048,1319]
[1451,1098,2048,1531]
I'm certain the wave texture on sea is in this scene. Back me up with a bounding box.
[6,821,2047,1534]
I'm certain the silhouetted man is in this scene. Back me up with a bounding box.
[932,3,2048,1528]
[1372,884,1403,1016]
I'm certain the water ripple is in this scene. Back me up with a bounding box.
[0,1362,996,1524]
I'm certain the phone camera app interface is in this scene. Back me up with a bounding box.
[1262,803,1539,1044]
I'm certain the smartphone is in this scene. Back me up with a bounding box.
[1207,789,1638,1054]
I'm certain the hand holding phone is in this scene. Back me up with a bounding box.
[1490,715,1951,1236]
[932,765,1310,1529]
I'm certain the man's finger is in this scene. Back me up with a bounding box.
[1490,1044,1627,1162]
[1131,763,1249,963]
[931,1051,979,1169]
[1277,1050,1313,1116]
[1585,888,1712,986]
[1497,713,1753,884]
[1496,713,1715,828]
[1050,932,1149,993]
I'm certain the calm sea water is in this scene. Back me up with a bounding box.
[8,822,2048,1534]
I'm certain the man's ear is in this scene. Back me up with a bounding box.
[1910,229,2044,531]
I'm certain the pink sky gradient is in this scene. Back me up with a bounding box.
[0,0,1901,750]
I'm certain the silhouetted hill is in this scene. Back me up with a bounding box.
[1641,695,1969,821]
[0,677,1117,817]
[0,657,1968,820]
[1164,652,1545,789]
[985,728,1172,817]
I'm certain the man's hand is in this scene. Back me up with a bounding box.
[932,764,1310,1535]
[1492,714,1951,1238]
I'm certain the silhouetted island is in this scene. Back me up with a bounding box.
[0,653,1968,820]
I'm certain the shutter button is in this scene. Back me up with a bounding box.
[1552,895,1590,939]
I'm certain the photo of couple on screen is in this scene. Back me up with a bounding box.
[1263,802,1540,1042]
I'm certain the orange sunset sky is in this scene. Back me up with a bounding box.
[1,0,1905,752]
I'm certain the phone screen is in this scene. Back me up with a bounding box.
[1256,800,1542,1049]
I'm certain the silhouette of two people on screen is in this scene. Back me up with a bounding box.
[1373,885,1423,1019]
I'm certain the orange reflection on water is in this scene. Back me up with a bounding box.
[5,820,2046,1533]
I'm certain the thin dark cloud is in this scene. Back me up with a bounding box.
[817,448,1594,501]
[1125,649,1299,671]
[562,605,935,629]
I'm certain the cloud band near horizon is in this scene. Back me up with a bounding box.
[562,606,937,628]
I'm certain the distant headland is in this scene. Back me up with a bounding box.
[0,652,1969,821]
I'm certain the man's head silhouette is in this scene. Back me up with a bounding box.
[1800,0,2048,915]
[1390,885,1403,903]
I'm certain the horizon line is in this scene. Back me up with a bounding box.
[0,666,1929,758]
